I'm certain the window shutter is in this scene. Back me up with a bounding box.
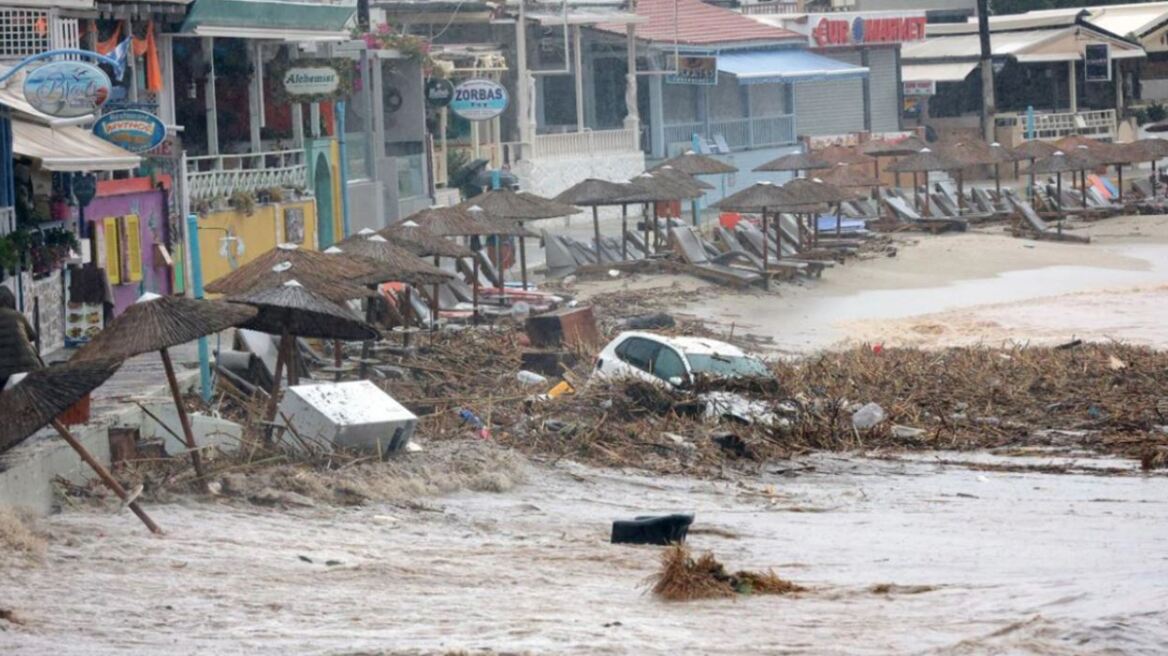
[103,216,121,284]
[123,214,143,283]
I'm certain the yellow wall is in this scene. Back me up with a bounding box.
[197,200,318,288]
[330,140,344,244]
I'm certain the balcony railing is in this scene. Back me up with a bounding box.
[532,127,639,159]
[0,8,79,61]
[994,109,1118,146]
[185,149,307,201]
[663,114,796,153]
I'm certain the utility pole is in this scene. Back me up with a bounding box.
[977,0,996,142]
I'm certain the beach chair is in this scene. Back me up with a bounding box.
[669,226,763,288]
[1007,195,1090,243]
[882,195,967,233]
[733,222,822,275]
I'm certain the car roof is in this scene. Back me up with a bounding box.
[614,331,750,357]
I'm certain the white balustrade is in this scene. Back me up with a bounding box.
[184,149,307,201]
[532,127,638,159]
[995,109,1117,144]
[663,114,796,152]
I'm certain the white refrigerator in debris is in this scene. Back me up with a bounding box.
[278,381,417,456]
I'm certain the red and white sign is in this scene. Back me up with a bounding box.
[784,12,928,48]
[903,80,936,96]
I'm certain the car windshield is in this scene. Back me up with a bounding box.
[685,353,770,378]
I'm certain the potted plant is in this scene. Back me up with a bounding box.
[229,190,256,215]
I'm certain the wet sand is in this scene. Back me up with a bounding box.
[3,453,1166,655]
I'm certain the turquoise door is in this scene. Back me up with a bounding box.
[314,153,335,248]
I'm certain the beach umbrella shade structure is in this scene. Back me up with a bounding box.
[1011,140,1061,198]
[407,205,535,320]
[229,280,378,437]
[0,357,161,533]
[555,178,636,262]
[623,172,704,252]
[783,177,856,242]
[461,190,580,290]
[712,182,800,290]
[818,162,883,190]
[815,144,874,166]
[933,139,1000,212]
[648,165,714,227]
[379,220,475,328]
[862,135,928,185]
[332,233,453,287]
[887,148,961,215]
[1120,138,1168,200]
[1032,151,1081,235]
[754,150,832,178]
[653,151,737,176]
[205,244,381,300]
[73,293,257,484]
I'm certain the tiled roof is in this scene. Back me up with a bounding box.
[597,0,803,47]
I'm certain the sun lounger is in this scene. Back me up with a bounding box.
[883,195,967,233]
[1007,196,1090,243]
[670,226,763,287]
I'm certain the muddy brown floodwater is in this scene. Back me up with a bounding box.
[3,451,1166,655]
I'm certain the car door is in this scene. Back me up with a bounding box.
[651,344,689,388]
[611,336,664,385]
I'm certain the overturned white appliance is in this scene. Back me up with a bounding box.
[277,381,417,456]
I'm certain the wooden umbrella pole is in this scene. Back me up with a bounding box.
[158,347,207,484]
[333,339,344,382]
[995,163,1001,196]
[1056,173,1064,235]
[913,172,920,211]
[621,204,628,259]
[432,254,442,330]
[519,232,529,291]
[472,257,480,325]
[495,235,506,303]
[592,205,602,261]
[1118,165,1124,203]
[691,200,699,227]
[358,301,374,379]
[403,285,413,347]
[760,207,769,291]
[652,203,660,252]
[1080,169,1088,206]
[775,208,782,260]
[957,170,964,215]
[265,330,289,439]
[51,419,161,534]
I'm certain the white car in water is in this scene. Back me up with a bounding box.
[592,331,777,424]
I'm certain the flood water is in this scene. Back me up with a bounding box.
[5,453,1166,655]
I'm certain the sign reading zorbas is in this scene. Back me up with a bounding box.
[449,79,509,121]
[92,109,167,153]
[23,61,112,118]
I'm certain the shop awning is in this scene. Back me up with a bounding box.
[12,119,141,172]
[717,50,868,85]
[901,62,978,83]
[180,0,354,41]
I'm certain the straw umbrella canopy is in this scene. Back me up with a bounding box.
[713,182,801,289]
[73,293,257,483]
[888,148,961,214]
[378,220,474,259]
[783,177,857,241]
[622,172,705,252]
[862,136,929,184]
[650,166,715,228]
[0,357,161,533]
[1032,150,1080,228]
[556,178,635,261]
[1121,138,1168,200]
[230,280,378,432]
[754,150,832,177]
[1011,140,1061,199]
[653,151,737,175]
[331,233,453,286]
[461,190,580,291]
[933,139,1003,210]
[818,162,882,190]
[205,244,378,298]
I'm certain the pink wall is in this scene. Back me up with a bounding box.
[85,180,171,315]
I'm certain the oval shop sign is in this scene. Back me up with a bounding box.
[450,79,508,122]
[23,61,112,118]
[93,109,167,153]
[283,66,340,97]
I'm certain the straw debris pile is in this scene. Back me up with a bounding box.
[648,545,803,601]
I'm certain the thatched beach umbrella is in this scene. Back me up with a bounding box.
[332,233,452,287]
[461,190,580,290]
[784,177,855,242]
[1121,138,1168,200]
[862,135,928,185]
[0,357,161,533]
[934,139,999,213]
[754,150,831,178]
[654,151,737,175]
[624,172,704,252]
[713,182,798,290]
[1012,140,1060,198]
[1032,150,1079,234]
[380,220,475,327]
[888,148,961,215]
[206,244,378,298]
[555,178,635,261]
[818,162,882,190]
[649,165,714,226]
[230,280,378,435]
[73,293,256,483]
[816,144,873,166]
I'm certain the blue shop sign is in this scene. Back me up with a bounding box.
[23,61,112,118]
[92,109,167,153]
[450,79,509,122]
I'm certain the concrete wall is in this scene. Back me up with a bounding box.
[195,200,319,288]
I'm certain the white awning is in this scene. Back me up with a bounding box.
[718,50,868,85]
[182,25,350,41]
[901,62,977,83]
[12,119,141,172]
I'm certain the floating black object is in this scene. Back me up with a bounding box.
[611,513,694,546]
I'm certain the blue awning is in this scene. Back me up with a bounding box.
[718,50,869,85]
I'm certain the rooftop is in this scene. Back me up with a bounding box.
[596,0,803,47]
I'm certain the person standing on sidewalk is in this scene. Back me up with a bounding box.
[0,287,40,390]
